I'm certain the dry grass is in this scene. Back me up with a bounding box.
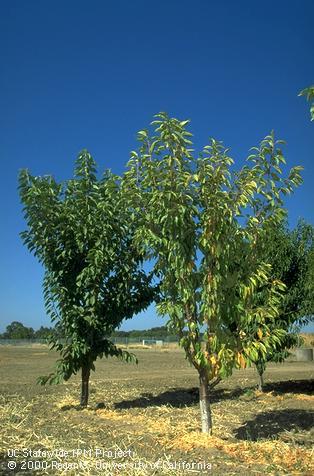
[1,390,313,475]
[0,346,313,475]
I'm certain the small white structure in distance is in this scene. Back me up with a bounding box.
[142,339,164,347]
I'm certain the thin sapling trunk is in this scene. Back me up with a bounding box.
[257,369,264,391]
[199,368,213,434]
[80,363,91,407]
[256,362,265,392]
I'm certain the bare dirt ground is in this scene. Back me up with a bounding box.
[0,345,313,475]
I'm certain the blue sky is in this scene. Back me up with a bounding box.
[0,0,313,333]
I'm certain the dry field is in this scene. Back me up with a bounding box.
[0,345,313,475]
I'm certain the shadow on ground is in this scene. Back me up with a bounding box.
[263,379,314,395]
[110,379,314,410]
[113,386,248,409]
[60,405,81,411]
[234,408,314,443]
[0,452,34,475]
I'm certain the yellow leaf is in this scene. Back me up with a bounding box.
[237,352,246,369]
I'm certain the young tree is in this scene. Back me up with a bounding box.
[19,150,156,406]
[254,85,314,389]
[124,113,303,433]
[246,220,314,390]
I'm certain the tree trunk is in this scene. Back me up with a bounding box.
[80,364,90,407]
[257,369,264,392]
[199,368,213,434]
[255,360,266,392]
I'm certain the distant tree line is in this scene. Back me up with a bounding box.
[0,321,53,340]
[0,321,176,340]
[112,326,176,338]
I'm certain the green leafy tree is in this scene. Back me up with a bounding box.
[2,321,35,339]
[124,113,303,433]
[19,150,156,406]
[244,220,314,390]
[299,86,314,120]
[252,85,314,390]
[34,326,54,340]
